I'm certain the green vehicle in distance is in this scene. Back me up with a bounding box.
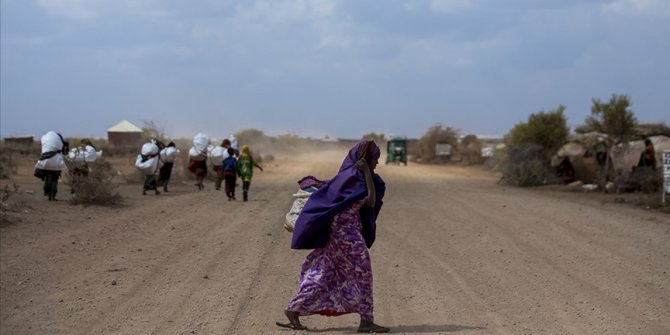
[386,137,407,165]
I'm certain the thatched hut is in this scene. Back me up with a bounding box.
[107,120,143,146]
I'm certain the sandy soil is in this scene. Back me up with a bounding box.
[1,149,669,335]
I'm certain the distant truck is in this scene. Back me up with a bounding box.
[386,137,408,165]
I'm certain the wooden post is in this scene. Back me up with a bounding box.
[663,150,670,206]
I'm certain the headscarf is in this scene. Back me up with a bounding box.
[291,140,385,249]
[241,145,252,159]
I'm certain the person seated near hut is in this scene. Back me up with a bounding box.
[637,138,656,170]
[555,156,576,184]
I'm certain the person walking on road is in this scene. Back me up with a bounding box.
[221,147,238,201]
[278,140,389,333]
[237,145,263,202]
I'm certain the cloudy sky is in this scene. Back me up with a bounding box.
[1,0,669,140]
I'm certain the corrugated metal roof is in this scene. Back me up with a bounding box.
[107,120,143,133]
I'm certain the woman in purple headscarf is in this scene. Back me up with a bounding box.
[277,140,389,333]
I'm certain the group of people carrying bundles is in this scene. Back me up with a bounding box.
[185,133,263,201]
[34,131,389,332]
[135,139,179,195]
[34,131,102,201]
[134,132,263,201]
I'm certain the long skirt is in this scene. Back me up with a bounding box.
[188,159,207,179]
[286,199,374,321]
[43,170,61,197]
[157,162,174,186]
[144,174,158,190]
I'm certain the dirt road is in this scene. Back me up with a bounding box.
[1,150,669,334]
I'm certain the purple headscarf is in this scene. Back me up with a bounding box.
[291,140,386,249]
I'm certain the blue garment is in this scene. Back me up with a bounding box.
[291,141,385,250]
[221,156,238,173]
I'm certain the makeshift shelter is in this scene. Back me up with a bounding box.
[556,133,670,184]
[611,135,670,172]
[554,132,607,184]
[107,120,143,146]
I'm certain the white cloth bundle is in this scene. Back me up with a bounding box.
[141,143,159,156]
[284,189,314,232]
[189,147,206,160]
[68,145,102,167]
[160,147,180,163]
[189,133,210,160]
[40,131,64,153]
[208,146,231,166]
[35,154,65,171]
[35,131,66,171]
[136,142,162,175]
[193,133,210,152]
[135,154,161,175]
[229,134,239,151]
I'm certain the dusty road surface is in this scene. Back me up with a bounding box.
[1,149,669,335]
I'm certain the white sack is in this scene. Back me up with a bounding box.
[160,147,180,163]
[141,143,159,156]
[193,133,210,152]
[68,145,101,167]
[135,154,161,175]
[35,154,65,171]
[41,131,64,153]
[229,135,239,151]
[189,147,207,160]
[284,189,314,232]
[208,146,231,166]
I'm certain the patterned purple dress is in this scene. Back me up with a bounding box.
[287,199,374,321]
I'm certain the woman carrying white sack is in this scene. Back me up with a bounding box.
[68,138,103,193]
[135,141,163,195]
[188,133,210,190]
[157,141,179,192]
[209,139,232,191]
[34,131,69,201]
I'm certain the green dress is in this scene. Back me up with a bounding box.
[237,154,256,182]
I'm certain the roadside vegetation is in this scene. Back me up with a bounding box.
[1,93,667,211]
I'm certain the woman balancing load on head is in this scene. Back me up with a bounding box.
[278,140,389,333]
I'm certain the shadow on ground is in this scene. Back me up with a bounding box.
[301,324,486,333]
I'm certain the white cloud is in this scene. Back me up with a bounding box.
[603,0,670,18]
[428,0,478,13]
[34,0,167,20]
[231,0,336,26]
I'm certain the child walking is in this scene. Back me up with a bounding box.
[221,147,238,201]
[237,145,263,202]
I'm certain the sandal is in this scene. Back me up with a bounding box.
[276,310,307,330]
[275,321,308,331]
[358,321,390,333]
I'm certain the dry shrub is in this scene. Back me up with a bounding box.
[0,142,25,179]
[460,134,483,165]
[1,183,20,205]
[501,144,560,187]
[0,183,29,226]
[66,158,123,206]
[612,167,662,194]
[414,124,459,164]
